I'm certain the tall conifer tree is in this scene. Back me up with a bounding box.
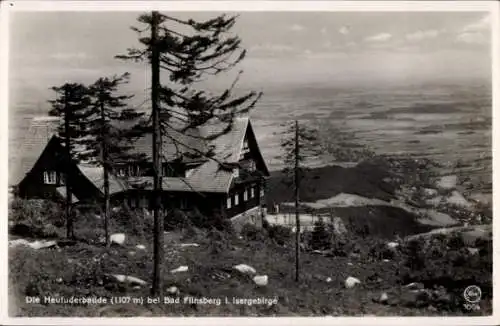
[48,83,92,238]
[117,11,262,295]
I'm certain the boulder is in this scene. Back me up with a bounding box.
[167,286,179,294]
[326,277,332,283]
[379,292,389,304]
[9,239,58,250]
[467,247,479,255]
[233,264,257,275]
[179,243,200,248]
[110,233,126,245]
[253,275,268,286]
[386,242,399,249]
[404,282,424,291]
[135,244,146,250]
[170,266,189,274]
[108,274,146,286]
[9,239,30,248]
[29,240,58,250]
[345,276,361,289]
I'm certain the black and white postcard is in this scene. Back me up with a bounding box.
[1,1,498,325]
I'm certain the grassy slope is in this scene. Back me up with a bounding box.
[8,229,491,317]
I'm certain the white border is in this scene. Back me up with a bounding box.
[5,1,498,12]
[1,1,499,325]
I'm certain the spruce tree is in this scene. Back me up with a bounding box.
[48,83,92,238]
[116,11,262,295]
[278,120,320,282]
[279,121,320,187]
[76,72,145,246]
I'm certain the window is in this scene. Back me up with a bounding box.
[43,171,57,184]
[234,194,239,206]
[59,174,66,185]
[128,165,140,177]
[248,160,256,172]
[243,189,248,201]
[226,197,232,209]
[260,187,265,198]
[130,197,137,208]
[233,169,240,179]
[180,198,188,209]
[250,187,255,198]
[139,196,148,208]
[117,167,126,177]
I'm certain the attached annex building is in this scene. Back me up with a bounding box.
[11,116,269,227]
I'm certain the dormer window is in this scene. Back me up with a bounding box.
[43,171,57,184]
[233,169,240,179]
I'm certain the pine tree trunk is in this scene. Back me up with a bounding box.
[100,98,110,247]
[294,120,300,282]
[64,88,74,239]
[151,10,164,296]
[103,164,110,247]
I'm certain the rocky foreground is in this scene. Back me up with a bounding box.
[8,156,492,317]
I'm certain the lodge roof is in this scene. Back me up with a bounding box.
[13,115,269,196]
[10,117,60,185]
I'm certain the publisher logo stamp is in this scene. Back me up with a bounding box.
[463,285,481,311]
[463,285,482,303]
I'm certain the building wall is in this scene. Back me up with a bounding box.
[223,180,265,218]
[110,179,266,221]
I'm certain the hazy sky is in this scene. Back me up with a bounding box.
[9,11,492,105]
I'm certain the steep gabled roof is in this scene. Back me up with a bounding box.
[119,117,253,193]
[77,164,129,195]
[129,125,208,162]
[10,117,59,185]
